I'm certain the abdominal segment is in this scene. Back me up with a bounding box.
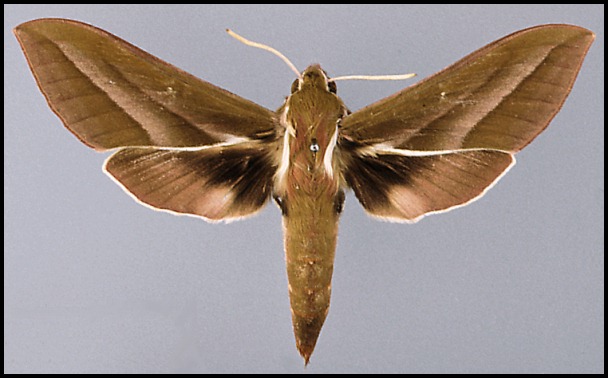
[281,183,343,364]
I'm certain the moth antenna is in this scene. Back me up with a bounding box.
[226,29,302,79]
[329,73,417,82]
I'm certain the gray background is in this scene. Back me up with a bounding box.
[4,4,604,373]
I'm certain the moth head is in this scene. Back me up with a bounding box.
[291,65,337,94]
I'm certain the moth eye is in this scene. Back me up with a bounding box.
[327,80,337,94]
[310,139,320,153]
[290,79,299,93]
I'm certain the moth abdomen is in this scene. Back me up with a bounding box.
[281,184,342,363]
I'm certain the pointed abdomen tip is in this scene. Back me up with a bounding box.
[298,344,313,366]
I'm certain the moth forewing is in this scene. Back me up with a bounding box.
[339,24,595,154]
[13,18,278,151]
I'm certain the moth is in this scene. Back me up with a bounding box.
[14,19,594,364]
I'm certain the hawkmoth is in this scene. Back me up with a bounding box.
[14,19,594,364]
